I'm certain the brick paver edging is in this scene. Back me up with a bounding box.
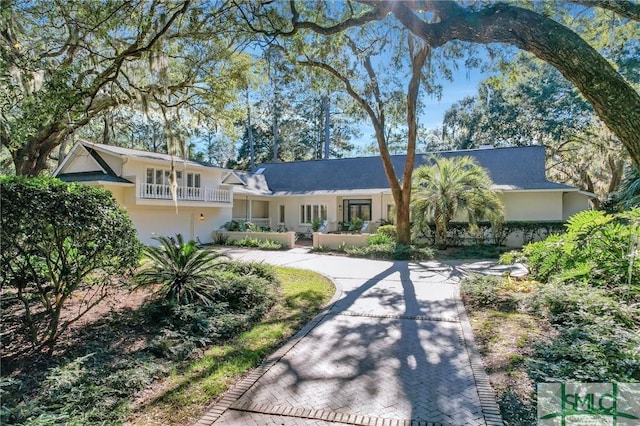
[231,401,451,426]
[453,290,504,426]
[193,276,344,426]
[332,311,459,323]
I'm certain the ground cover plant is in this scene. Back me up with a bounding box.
[1,258,334,425]
[462,208,640,424]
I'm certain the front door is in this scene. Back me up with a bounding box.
[343,199,372,222]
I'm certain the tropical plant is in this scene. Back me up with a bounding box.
[511,209,640,296]
[0,176,141,352]
[348,217,364,233]
[311,217,324,232]
[134,234,226,305]
[412,156,504,249]
[367,233,393,246]
[603,165,640,212]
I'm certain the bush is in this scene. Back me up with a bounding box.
[526,282,639,327]
[218,261,277,282]
[376,225,397,241]
[367,233,393,246]
[345,243,433,260]
[513,210,640,297]
[529,320,640,382]
[134,234,227,305]
[0,176,141,352]
[225,237,283,250]
[221,220,264,232]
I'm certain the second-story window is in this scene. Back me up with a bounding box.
[187,172,201,188]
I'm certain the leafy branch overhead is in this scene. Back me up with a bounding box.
[0,0,252,176]
[238,0,640,170]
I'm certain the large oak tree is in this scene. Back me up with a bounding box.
[1,0,252,176]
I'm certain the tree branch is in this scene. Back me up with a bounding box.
[569,0,640,22]
[389,0,640,169]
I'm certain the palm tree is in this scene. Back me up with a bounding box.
[412,156,504,249]
[134,234,226,305]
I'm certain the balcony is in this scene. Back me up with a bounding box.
[139,184,232,203]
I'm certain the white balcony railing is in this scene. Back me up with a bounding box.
[140,184,232,203]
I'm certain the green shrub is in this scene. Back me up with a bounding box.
[529,320,640,382]
[258,239,284,250]
[225,237,283,250]
[0,176,141,352]
[367,233,393,246]
[219,261,277,282]
[221,220,264,232]
[525,282,639,328]
[392,243,413,260]
[346,243,433,260]
[144,302,255,361]
[134,234,226,305]
[508,209,640,298]
[376,225,397,241]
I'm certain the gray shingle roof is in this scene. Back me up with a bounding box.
[79,142,224,170]
[253,145,577,194]
[228,171,271,195]
[56,171,133,185]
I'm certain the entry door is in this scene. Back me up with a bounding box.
[343,199,372,222]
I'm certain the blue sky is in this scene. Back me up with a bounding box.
[353,65,490,151]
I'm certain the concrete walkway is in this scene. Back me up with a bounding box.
[196,249,516,426]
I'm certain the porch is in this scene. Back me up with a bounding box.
[139,183,232,203]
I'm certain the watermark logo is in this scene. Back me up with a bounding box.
[538,383,640,425]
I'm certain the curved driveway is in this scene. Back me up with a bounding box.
[196,249,513,426]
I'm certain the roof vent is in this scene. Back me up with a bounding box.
[478,144,494,150]
[255,167,265,174]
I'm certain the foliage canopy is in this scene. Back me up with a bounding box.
[0,176,141,351]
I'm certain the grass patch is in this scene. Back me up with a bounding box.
[126,267,334,425]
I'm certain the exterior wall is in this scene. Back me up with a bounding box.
[121,158,226,191]
[127,205,232,246]
[563,192,592,220]
[313,232,370,250]
[104,185,126,205]
[62,149,102,173]
[100,152,123,176]
[500,191,564,221]
[233,199,248,218]
[269,196,339,233]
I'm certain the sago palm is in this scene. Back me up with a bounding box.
[412,156,504,249]
[134,234,226,305]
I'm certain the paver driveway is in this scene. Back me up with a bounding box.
[195,249,510,426]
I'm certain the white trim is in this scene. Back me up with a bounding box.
[53,142,107,176]
[81,141,230,172]
[221,171,246,185]
[71,180,134,187]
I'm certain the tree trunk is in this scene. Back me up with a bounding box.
[12,139,59,177]
[391,2,640,170]
[395,196,411,245]
[436,222,448,250]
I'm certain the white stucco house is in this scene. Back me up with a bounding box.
[55,142,593,245]
[225,145,594,235]
[54,142,234,245]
